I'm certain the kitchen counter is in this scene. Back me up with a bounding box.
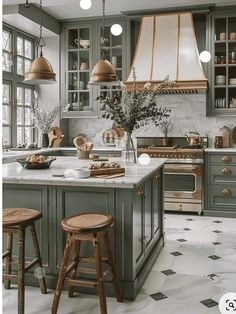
[204,147,236,152]
[2,146,122,163]
[3,157,165,300]
[2,157,166,188]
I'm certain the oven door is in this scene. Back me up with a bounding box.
[164,163,203,202]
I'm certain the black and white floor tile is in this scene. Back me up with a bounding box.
[3,214,236,314]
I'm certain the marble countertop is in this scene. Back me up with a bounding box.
[2,157,166,189]
[2,146,122,163]
[204,147,236,152]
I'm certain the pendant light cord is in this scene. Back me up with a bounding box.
[101,0,106,60]
[38,0,46,57]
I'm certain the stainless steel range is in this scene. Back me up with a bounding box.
[137,137,204,214]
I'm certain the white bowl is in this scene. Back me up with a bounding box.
[74,168,90,178]
[80,39,90,48]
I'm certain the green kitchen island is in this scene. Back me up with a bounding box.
[2,157,166,300]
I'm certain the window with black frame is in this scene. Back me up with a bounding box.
[2,25,36,147]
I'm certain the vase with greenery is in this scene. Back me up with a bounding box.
[158,118,173,147]
[97,68,173,164]
[32,91,61,147]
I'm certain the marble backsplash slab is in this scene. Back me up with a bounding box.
[69,94,236,148]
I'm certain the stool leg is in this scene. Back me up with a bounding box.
[103,231,123,303]
[94,236,107,314]
[51,234,73,314]
[4,232,13,289]
[29,223,47,294]
[68,240,81,298]
[18,227,25,314]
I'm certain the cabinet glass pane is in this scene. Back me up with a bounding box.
[112,34,122,47]
[17,36,24,55]
[79,92,90,111]
[68,29,78,49]
[229,87,236,109]
[68,73,78,90]
[68,51,78,70]
[215,18,226,41]
[215,88,226,109]
[2,52,12,72]
[103,27,110,47]
[79,28,90,42]
[79,50,89,69]
[68,92,78,111]
[228,17,236,40]
[229,42,236,64]
[79,72,89,90]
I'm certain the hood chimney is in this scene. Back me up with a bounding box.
[125,13,208,93]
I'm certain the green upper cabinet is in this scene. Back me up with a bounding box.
[208,12,236,116]
[60,19,127,118]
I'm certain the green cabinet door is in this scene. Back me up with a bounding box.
[2,184,50,272]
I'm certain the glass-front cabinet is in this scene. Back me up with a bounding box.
[210,13,236,116]
[61,19,126,118]
[64,24,94,117]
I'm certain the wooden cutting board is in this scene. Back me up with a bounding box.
[232,126,236,145]
[90,167,125,176]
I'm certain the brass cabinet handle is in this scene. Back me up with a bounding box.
[155,172,159,179]
[222,188,232,196]
[221,168,232,175]
[137,186,144,195]
[222,155,232,162]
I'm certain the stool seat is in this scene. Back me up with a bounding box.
[61,213,113,233]
[3,208,42,226]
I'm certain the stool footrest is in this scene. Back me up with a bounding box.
[2,250,11,259]
[78,257,109,264]
[24,258,40,272]
[3,274,18,280]
[65,278,97,288]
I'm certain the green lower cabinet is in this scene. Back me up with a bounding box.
[204,152,236,218]
[3,184,51,278]
[2,169,164,300]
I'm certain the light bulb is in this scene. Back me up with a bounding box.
[111,24,123,36]
[199,51,211,63]
[138,153,151,166]
[80,0,91,10]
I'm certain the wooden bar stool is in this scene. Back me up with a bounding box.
[51,213,123,314]
[2,208,47,314]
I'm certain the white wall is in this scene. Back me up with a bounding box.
[68,94,236,147]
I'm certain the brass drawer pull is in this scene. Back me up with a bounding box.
[222,188,232,196]
[137,187,144,195]
[155,172,159,179]
[221,168,232,175]
[222,155,232,162]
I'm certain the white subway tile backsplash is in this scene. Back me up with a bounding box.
[69,95,235,147]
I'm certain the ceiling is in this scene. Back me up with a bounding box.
[3,0,236,20]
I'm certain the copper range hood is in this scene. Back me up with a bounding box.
[125,13,208,93]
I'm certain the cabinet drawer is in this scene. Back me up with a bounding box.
[210,165,236,184]
[209,185,236,210]
[209,153,236,165]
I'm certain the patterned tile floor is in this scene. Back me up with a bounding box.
[3,213,236,314]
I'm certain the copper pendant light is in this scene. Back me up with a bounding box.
[89,0,120,86]
[24,0,56,85]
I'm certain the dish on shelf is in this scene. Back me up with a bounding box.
[16,156,56,169]
[229,78,236,85]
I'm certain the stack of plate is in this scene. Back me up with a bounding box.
[74,168,90,179]
[229,78,236,85]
